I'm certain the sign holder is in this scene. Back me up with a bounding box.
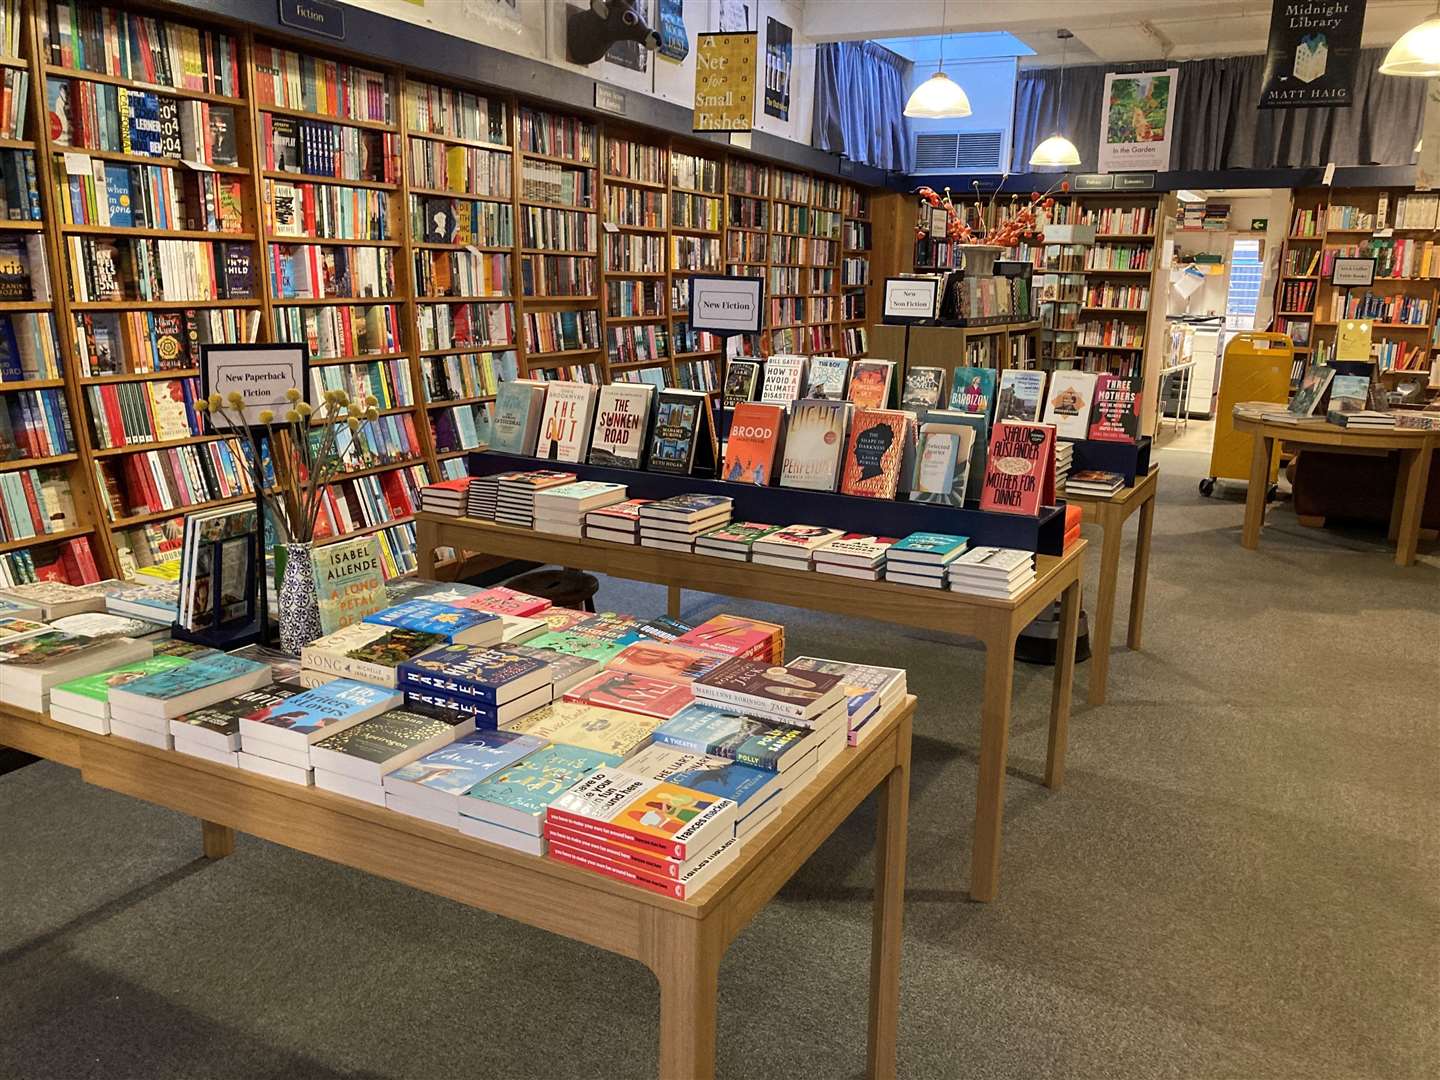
[686,274,764,337]
[882,277,940,324]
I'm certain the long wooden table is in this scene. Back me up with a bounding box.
[0,693,914,1080]
[1062,466,1158,705]
[1232,410,1437,567]
[417,513,1085,903]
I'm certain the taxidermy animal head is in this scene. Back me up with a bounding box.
[567,0,661,65]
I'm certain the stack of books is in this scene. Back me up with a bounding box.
[638,495,734,552]
[171,685,302,767]
[615,743,789,840]
[458,742,621,854]
[0,632,153,713]
[509,642,601,694]
[497,470,576,527]
[544,768,742,899]
[237,678,402,786]
[102,653,272,750]
[751,525,846,570]
[585,499,649,544]
[1055,441,1074,489]
[1065,469,1124,497]
[694,521,783,561]
[884,533,969,589]
[397,643,557,727]
[532,481,629,537]
[692,656,849,765]
[300,621,451,688]
[468,472,503,519]
[310,706,473,804]
[50,653,199,735]
[675,614,784,663]
[812,534,896,580]
[788,656,907,745]
[419,478,471,517]
[947,547,1037,600]
[1333,410,1397,429]
[382,728,548,828]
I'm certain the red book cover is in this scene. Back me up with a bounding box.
[1087,374,1142,443]
[546,842,692,899]
[838,409,909,499]
[979,421,1055,516]
[17,471,43,531]
[722,402,785,485]
[563,669,694,720]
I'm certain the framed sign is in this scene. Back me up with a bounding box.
[882,277,939,324]
[1331,256,1376,288]
[688,274,763,335]
[201,343,309,428]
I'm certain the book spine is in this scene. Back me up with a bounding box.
[545,841,690,899]
[543,820,684,878]
[545,805,686,860]
[692,685,806,721]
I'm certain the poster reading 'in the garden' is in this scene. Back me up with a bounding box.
[1097,68,1178,173]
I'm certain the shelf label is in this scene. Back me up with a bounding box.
[594,85,626,115]
[602,221,619,234]
[183,159,216,173]
[688,274,763,335]
[62,152,91,176]
[278,0,346,41]
[1331,256,1376,288]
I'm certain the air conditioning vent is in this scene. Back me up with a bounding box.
[912,130,1005,173]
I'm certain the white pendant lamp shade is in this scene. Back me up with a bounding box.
[904,72,973,118]
[1030,134,1082,167]
[1380,16,1440,76]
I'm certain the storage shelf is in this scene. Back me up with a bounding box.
[267,235,399,247]
[521,150,598,168]
[0,452,79,472]
[0,378,66,390]
[310,352,409,367]
[59,146,249,174]
[416,344,515,357]
[81,369,200,385]
[415,294,514,303]
[406,130,511,153]
[60,224,256,241]
[261,170,395,190]
[259,103,398,133]
[522,294,600,303]
[71,299,262,310]
[520,199,596,213]
[315,514,417,545]
[0,219,42,230]
[91,434,227,458]
[425,394,495,409]
[0,300,54,310]
[0,526,94,554]
[602,174,666,190]
[44,65,243,107]
[111,492,254,528]
[407,185,512,203]
[520,248,597,257]
[605,313,667,324]
[410,241,514,252]
[526,347,603,362]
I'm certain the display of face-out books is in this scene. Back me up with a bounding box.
[721,359,761,409]
[912,422,977,506]
[901,366,945,411]
[1042,371,1099,440]
[535,381,599,464]
[949,366,996,417]
[805,356,850,400]
[648,388,718,476]
[722,402,785,485]
[1264,366,1334,424]
[759,354,807,406]
[490,380,548,455]
[847,359,896,409]
[779,399,850,492]
[995,369,1046,423]
[839,408,912,499]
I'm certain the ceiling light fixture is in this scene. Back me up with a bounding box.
[1030,29,1081,168]
[1381,2,1440,76]
[903,0,973,119]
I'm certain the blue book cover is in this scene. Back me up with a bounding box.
[104,165,133,227]
[644,494,733,516]
[623,743,776,806]
[245,678,400,736]
[385,729,546,796]
[653,703,807,772]
[464,743,621,820]
[397,643,547,704]
[0,319,20,380]
[111,653,267,702]
[950,367,997,417]
[403,687,498,723]
[890,532,969,557]
[364,599,499,641]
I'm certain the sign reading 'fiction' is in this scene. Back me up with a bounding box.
[688,275,763,335]
[201,343,310,428]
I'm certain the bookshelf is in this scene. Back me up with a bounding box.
[0,0,884,585]
[1070,194,1160,379]
[841,185,870,358]
[725,156,770,362]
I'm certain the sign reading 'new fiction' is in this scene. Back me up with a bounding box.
[1259,0,1368,109]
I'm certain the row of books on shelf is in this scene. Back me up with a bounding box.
[0,312,61,381]
[416,300,513,352]
[253,45,392,124]
[1084,284,1149,308]
[314,466,426,543]
[273,301,400,359]
[422,348,517,401]
[0,146,38,220]
[0,464,81,543]
[1330,293,1431,325]
[522,205,594,250]
[1077,320,1144,349]
[1085,245,1151,271]
[525,309,600,354]
[0,234,48,300]
[414,196,513,247]
[521,254,595,298]
[267,242,394,301]
[66,235,255,302]
[0,534,100,585]
[1279,279,1318,312]
[405,81,508,144]
[312,356,412,409]
[0,388,74,459]
[1291,207,1322,236]
[432,401,487,454]
[93,436,252,521]
[605,139,664,185]
[1080,206,1156,235]
[74,306,258,376]
[57,157,245,232]
[84,376,199,447]
[413,249,511,301]
[412,142,512,200]
[46,2,243,97]
[268,180,389,240]
[1324,240,1440,280]
[604,186,664,228]
[521,160,592,208]
[261,112,399,183]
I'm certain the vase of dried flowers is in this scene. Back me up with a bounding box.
[197,386,380,654]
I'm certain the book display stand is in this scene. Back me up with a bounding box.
[1069,434,1152,486]
[0,693,917,1080]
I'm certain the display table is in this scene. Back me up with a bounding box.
[416,513,1085,903]
[1232,410,1437,567]
[0,693,915,1080]
[1062,466,1159,705]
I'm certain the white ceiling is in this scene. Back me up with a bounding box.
[801,0,1437,64]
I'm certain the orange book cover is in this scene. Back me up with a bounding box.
[839,408,909,499]
[722,402,785,485]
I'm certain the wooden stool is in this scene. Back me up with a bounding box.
[505,568,600,612]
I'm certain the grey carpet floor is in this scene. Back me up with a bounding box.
[2,446,1437,1080]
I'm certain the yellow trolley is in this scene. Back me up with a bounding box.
[1200,331,1295,498]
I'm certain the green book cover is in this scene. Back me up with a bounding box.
[54,655,192,703]
[465,743,620,820]
[526,630,629,664]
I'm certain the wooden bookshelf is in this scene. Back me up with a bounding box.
[600,126,672,390]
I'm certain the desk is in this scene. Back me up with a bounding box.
[1232,410,1436,567]
[0,694,915,1080]
[1062,466,1158,705]
[416,513,1085,903]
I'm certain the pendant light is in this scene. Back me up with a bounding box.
[904,0,973,118]
[1029,29,1082,167]
[1381,2,1440,76]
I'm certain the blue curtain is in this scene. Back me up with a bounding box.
[812,42,913,172]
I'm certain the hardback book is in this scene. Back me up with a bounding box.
[607,641,731,683]
[544,822,741,893]
[462,743,622,836]
[312,536,386,635]
[675,614,784,663]
[450,585,553,617]
[1326,374,1371,423]
[538,607,597,634]
[0,617,53,646]
[526,629,630,665]
[564,668,694,721]
[489,380,548,455]
[1277,366,1335,420]
[534,381,599,463]
[541,700,660,758]
[382,729,547,819]
[695,521,784,559]
[805,356,851,400]
[752,525,845,559]
[401,681,549,726]
[0,580,113,619]
[509,645,599,694]
[788,656,906,731]
[238,679,403,750]
[722,402,786,485]
[889,532,969,566]
[635,615,695,642]
[585,498,650,541]
[1042,371,1100,440]
[949,546,1035,577]
[778,399,850,492]
[901,366,945,411]
[995,369,1047,423]
[693,657,844,724]
[925,409,988,493]
[51,655,194,726]
[979,421,1056,516]
[49,612,166,642]
[911,423,977,506]
[847,359,896,409]
[363,600,503,645]
[839,408,911,499]
[588,383,654,468]
[546,768,738,861]
[813,534,897,569]
[300,623,449,687]
[1087,374,1143,442]
[310,707,473,785]
[397,642,553,706]
[653,702,813,772]
[950,366,998,417]
[722,360,762,409]
[171,684,303,752]
[107,653,272,721]
[758,354,808,406]
[620,744,782,824]
[648,389,717,476]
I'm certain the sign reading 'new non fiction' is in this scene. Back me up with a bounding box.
[688,275,764,335]
[882,278,939,323]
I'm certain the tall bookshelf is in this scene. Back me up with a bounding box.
[725,156,770,361]
[667,144,724,389]
[1071,193,1159,378]
[841,186,870,357]
[601,125,671,390]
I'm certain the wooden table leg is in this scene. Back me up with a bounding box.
[667,585,682,618]
[647,915,719,1080]
[866,713,911,1080]
[201,820,234,860]
[1047,578,1080,789]
[1127,492,1155,651]
[1086,506,1123,707]
[1389,452,1407,543]
[415,518,437,579]
[1241,433,1272,550]
[1394,446,1433,568]
[970,622,1015,903]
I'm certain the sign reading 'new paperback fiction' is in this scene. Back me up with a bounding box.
[688,275,764,336]
[1259,0,1367,109]
[201,343,309,428]
[882,278,939,324]
[694,32,757,132]
[1097,69,1178,173]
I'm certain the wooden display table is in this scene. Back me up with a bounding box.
[1062,466,1158,705]
[1232,409,1437,567]
[0,694,915,1080]
[416,513,1086,903]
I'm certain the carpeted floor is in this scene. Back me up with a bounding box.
[2,445,1437,1080]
